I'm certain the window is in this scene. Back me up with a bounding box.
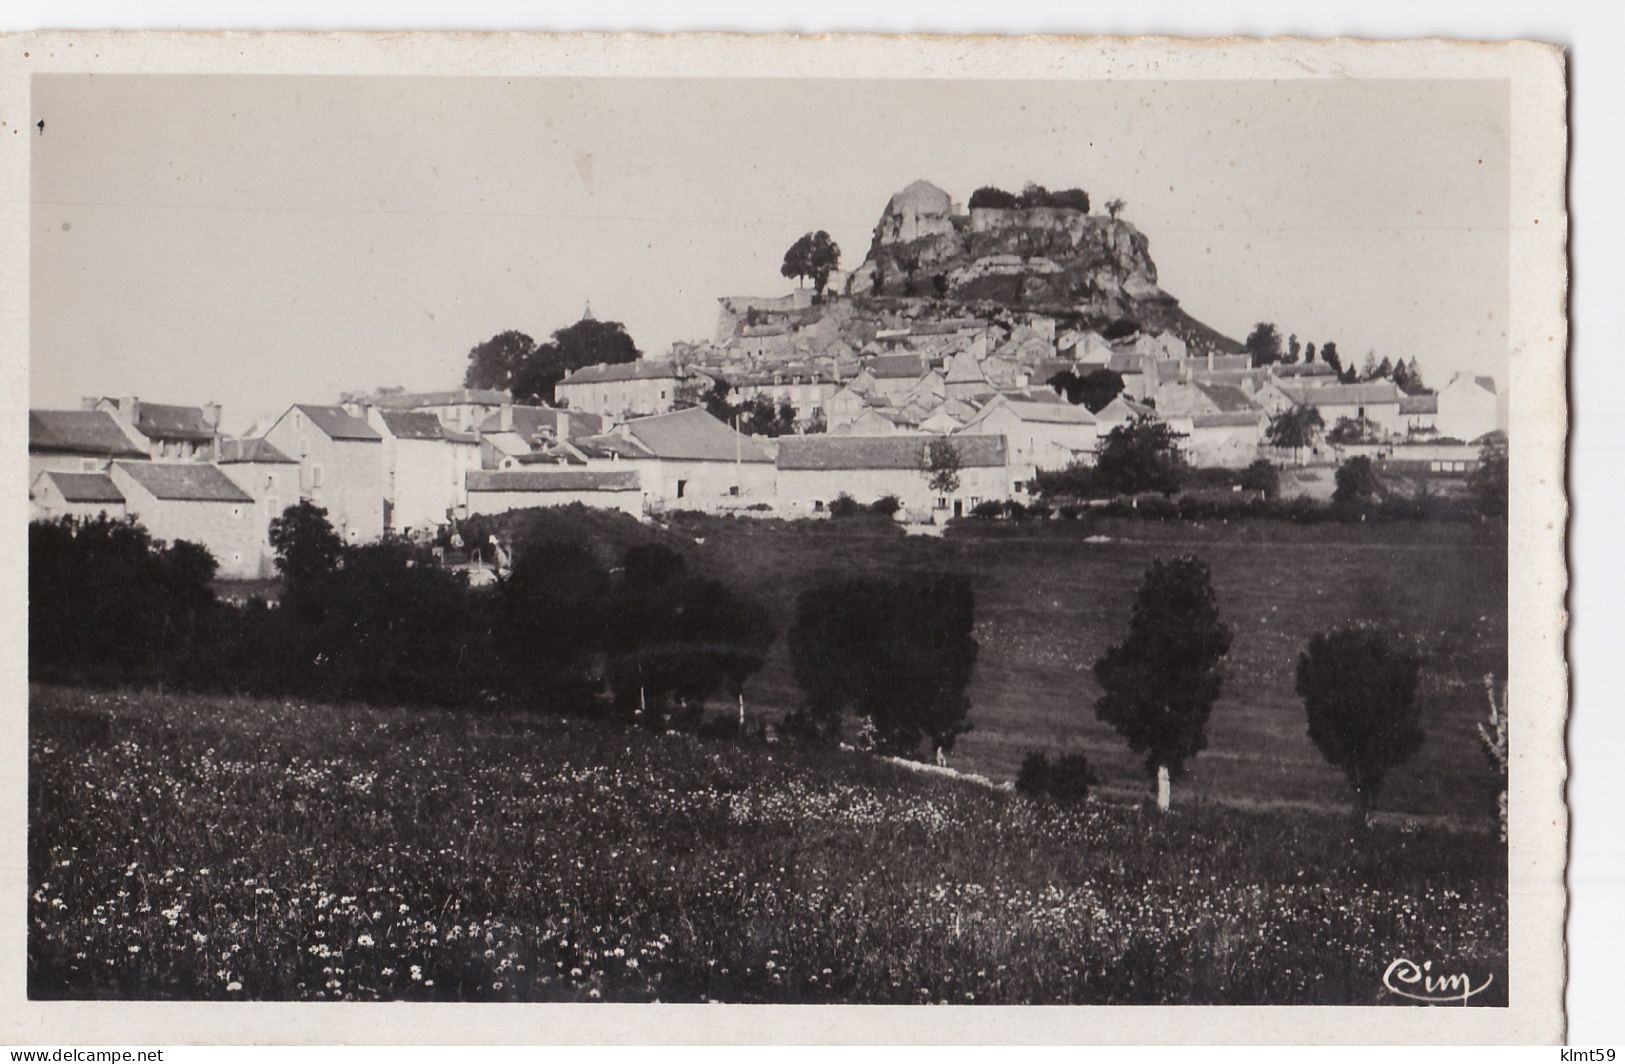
[935,497,948,511]
[814,500,825,512]
[299,436,310,457]
[729,485,739,496]
[970,497,982,507]
[232,506,243,518]
[294,412,304,430]
[676,479,688,499]
[1014,480,1026,493]
[312,464,324,488]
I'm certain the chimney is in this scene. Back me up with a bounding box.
[499,403,514,432]
[201,402,222,430]
[117,396,141,428]
[556,410,570,441]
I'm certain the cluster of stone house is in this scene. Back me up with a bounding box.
[30,315,1508,575]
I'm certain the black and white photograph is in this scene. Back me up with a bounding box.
[3,30,1570,1045]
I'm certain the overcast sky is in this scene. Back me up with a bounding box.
[30,74,1509,432]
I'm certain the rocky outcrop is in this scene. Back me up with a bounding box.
[844,181,1238,355]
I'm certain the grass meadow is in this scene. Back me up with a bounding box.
[29,685,1506,1005]
[676,515,1507,827]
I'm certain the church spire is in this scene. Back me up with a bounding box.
[581,300,595,321]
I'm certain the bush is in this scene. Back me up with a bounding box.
[1015,752,1098,804]
[970,500,1005,519]
[827,493,862,519]
[870,495,902,517]
[1003,500,1029,520]
[968,185,1020,209]
[1239,459,1281,498]
[1332,456,1384,506]
[1026,502,1054,520]
[1058,504,1083,520]
[1296,625,1425,824]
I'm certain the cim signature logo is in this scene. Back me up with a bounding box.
[1382,957,1494,1005]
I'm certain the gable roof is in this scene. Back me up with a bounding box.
[1193,411,1267,428]
[621,407,772,463]
[29,410,147,457]
[1287,382,1402,407]
[1097,396,1158,422]
[42,471,126,503]
[1272,361,1337,379]
[292,404,381,441]
[117,401,218,442]
[1194,382,1261,414]
[867,354,927,380]
[1399,394,1440,415]
[999,400,1098,425]
[777,434,1008,471]
[560,359,681,385]
[944,350,990,384]
[370,388,509,408]
[466,469,641,493]
[477,405,605,439]
[114,461,254,503]
[377,410,446,440]
[217,437,297,464]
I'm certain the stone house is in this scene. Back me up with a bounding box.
[774,433,1024,520]
[1436,374,1502,442]
[367,388,511,433]
[958,395,1098,469]
[88,396,221,462]
[576,407,775,512]
[29,409,149,481]
[362,408,459,534]
[1398,393,1440,435]
[262,404,386,544]
[555,360,686,422]
[465,469,644,520]
[1283,382,1406,436]
[108,461,261,579]
[29,471,129,521]
[216,436,301,577]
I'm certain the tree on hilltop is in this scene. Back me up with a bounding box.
[781,230,842,301]
[1245,322,1284,367]
[1104,198,1126,219]
[462,330,537,393]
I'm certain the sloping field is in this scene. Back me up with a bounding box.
[678,516,1507,827]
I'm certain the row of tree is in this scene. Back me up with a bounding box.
[1243,322,1431,393]
[1036,554,1427,825]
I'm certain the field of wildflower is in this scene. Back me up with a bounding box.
[29,684,1506,1005]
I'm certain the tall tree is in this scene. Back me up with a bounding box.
[1244,322,1284,367]
[1286,334,1302,364]
[1304,341,1318,364]
[1319,341,1342,376]
[1297,626,1425,826]
[462,330,537,392]
[1266,405,1324,462]
[1104,197,1126,219]
[511,317,642,405]
[780,230,842,299]
[1047,368,1125,413]
[1094,556,1233,812]
[922,438,964,496]
[1095,415,1187,495]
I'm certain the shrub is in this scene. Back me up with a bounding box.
[1239,459,1281,498]
[970,500,1005,519]
[1003,500,1029,520]
[827,493,862,519]
[1296,625,1424,825]
[1047,753,1100,803]
[870,495,902,517]
[1015,752,1052,798]
[1332,456,1384,506]
[968,185,1019,209]
[1058,504,1083,520]
[1096,416,1187,496]
[1026,502,1054,520]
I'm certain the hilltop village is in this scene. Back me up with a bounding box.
[29,180,1508,578]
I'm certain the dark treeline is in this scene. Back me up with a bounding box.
[30,503,981,760]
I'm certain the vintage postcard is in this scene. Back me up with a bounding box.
[0,32,1568,1044]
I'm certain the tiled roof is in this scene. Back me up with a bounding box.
[377,410,446,440]
[1399,394,1439,415]
[371,388,509,408]
[867,354,927,380]
[622,407,772,463]
[944,351,990,384]
[292,405,382,441]
[114,462,254,503]
[560,359,681,385]
[43,471,125,503]
[1193,411,1267,428]
[1273,362,1337,378]
[129,402,218,442]
[1194,382,1261,414]
[1288,382,1402,406]
[998,400,1098,425]
[466,469,641,493]
[477,406,604,438]
[217,437,297,464]
[443,428,480,445]
[1106,353,1145,373]
[777,434,1008,471]
[572,434,655,460]
[29,410,146,457]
